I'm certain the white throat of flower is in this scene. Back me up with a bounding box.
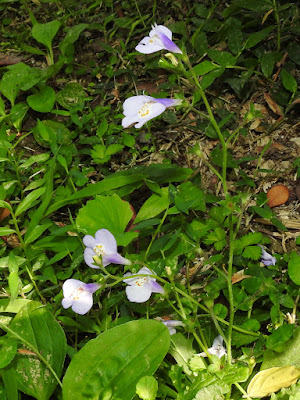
[134,277,149,287]
[71,287,85,300]
[93,243,106,256]
[138,101,154,118]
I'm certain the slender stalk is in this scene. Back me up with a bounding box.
[144,206,169,260]
[272,0,281,51]
[226,215,235,364]
[182,56,228,194]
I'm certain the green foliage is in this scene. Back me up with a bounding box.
[62,320,170,400]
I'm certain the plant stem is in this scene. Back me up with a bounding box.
[226,214,235,364]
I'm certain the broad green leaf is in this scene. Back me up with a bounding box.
[174,181,206,214]
[288,251,300,285]
[262,327,300,369]
[247,366,300,398]
[0,299,31,313]
[62,320,170,400]
[242,245,262,260]
[266,325,294,350]
[193,60,218,76]
[56,82,87,110]
[0,257,26,270]
[0,63,41,105]
[233,0,272,12]
[32,20,61,52]
[15,187,46,217]
[261,52,280,77]
[76,194,135,246]
[7,301,66,400]
[135,187,170,223]
[201,67,225,90]
[136,376,158,400]
[169,333,194,375]
[8,271,19,301]
[0,227,16,235]
[24,221,53,245]
[1,368,18,400]
[207,49,236,66]
[9,102,29,131]
[20,153,50,170]
[244,26,274,49]
[0,337,17,368]
[59,23,88,56]
[27,86,56,112]
[281,69,297,93]
[33,119,74,148]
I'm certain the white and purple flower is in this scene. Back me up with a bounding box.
[83,229,131,269]
[158,318,185,335]
[62,279,100,315]
[259,245,276,266]
[122,95,182,129]
[123,267,165,303]
[136,23,182,54]
[197,335,227,359]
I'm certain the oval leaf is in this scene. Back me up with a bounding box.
[7,301,66,400]
[0,337,17,368]
[15,187,46,217]
[62,319,170,400]
[267,185,289,208]
[247,366,300,398]
[288,251,300,285]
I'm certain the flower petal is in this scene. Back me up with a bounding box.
[158,32,182,54]
[154,98,182,107]
[123,95,151,116]
[84,248,100,269]
[71,295,94,315]
[137,267,154,276]
[150,24,173,40]
[149,280,165,294]
[95,229,117,254]
[212,335,224,348]
[62,279,84,297]
[83,283,100,294]
[102,253,131,267]
[135,41,165,54]
[82,235,96,248]
[61,298,73,309]
[126,285,152,303]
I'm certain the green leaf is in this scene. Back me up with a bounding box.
[247,366,300,398]
[242,245,262,260]
[76,194,135,246]
[33,119,74,148]
[281,69,297,93]
[135,187,170,223]
[0,299,31,313]
[266,324,295,350]
[204,227,227,251]
[0,337,17,368]
[193,60,218,76]
[7,301,67,400]
[9,102,29,131]
[288,251,300,285]
[0,227,16,235]
[207,49,236,66]
[174,181,206,214]
[8,271,19,301]
[262,327,300,369]
[27,86,56,113]
[136,376,158,400]
[15,187,46,217]
[201,68,225,90]
[56,82,87,110]
[0,63,41,105]
[261,52,280,77]
[244,26,274,49]
[59,23,88,56]
[169,333,194,375]
[62,320,170,400]
[32,20,61,52]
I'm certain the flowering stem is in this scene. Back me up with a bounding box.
[181,55,228,195]
[226,215,235,364]
[144,206,169,260]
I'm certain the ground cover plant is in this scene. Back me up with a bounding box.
[0,0,299,399]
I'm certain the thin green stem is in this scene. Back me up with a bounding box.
[272,0,281,51]
[182,56,228,194]
[0,321,62,388]
[235,382,252,399]
[144,206,169,260]
[226,215,235,364]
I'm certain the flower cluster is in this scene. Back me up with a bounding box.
[62,229,165,314]
[122,23,182,129]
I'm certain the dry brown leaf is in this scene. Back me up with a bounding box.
[264,92,283,116]
[267,184,289,207]
[0,207,11,222]
[232,270,251,284]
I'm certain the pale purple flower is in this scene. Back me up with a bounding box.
[62,279,100,315]
[122,95,182,129]
[136,23,182,54]
[197,335,227,358]
[158,318,185,335]
[259,245,276,266]
[123,267,165,303]
[83,229,131,269]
